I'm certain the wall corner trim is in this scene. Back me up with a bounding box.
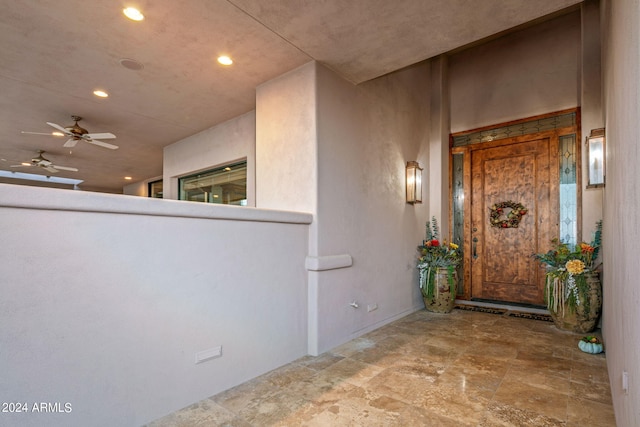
[305,254,352,271]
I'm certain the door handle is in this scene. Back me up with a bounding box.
[472,237,478,259]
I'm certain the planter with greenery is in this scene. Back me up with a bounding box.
[533,220,603,333]
[417,217,461,313]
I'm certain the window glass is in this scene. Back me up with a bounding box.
[148,180,163,198]
[452,153,465,295]
[179,161,247,206]
[559,134,577,245]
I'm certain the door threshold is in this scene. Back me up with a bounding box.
[455,299,549,315]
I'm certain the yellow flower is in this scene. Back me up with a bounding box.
[566,259,585,275]
[449,243,459,250]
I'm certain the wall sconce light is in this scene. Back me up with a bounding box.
[586,128,605,188]
[406,161,423,204]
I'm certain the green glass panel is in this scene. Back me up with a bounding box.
[452,153,465,295]
[452,112,576,147]
[559,134,577,244]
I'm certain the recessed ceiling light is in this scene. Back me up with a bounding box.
[217,56,233,66]
[123,7,144,21]
[93,89,109,98]
[124,176,133,180]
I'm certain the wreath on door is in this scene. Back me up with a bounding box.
[489,201,528,228]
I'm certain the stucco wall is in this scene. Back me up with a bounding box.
[601,0,640,425]
[448,11,581,133]
[312,63,430,353]
[163,110,256,205]
[0,184,310,427]
[255,62,317,214]
[256,61,430,355]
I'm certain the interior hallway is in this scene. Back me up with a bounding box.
[147,309,615,426]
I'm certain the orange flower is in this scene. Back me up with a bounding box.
[580,243,595,253]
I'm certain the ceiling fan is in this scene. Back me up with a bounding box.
[23,115,118,150]
[10,150,78,173]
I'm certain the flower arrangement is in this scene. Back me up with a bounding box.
[417,217,461,299]
[532,220,602,316]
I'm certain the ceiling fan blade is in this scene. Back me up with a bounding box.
[85,132,116,140]
[87,139,119,150]
[42,166,59,173]
[10,164,30,168]
[51,165,78,172]
[46,122,71,134]
[63,138,78,148]
[21,131,58,136]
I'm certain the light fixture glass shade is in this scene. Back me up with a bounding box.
[406,161,423,204]
[587,128,605,188]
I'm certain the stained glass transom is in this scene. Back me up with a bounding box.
[452,112,576,147]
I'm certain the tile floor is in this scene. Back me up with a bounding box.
[147,308,616,426]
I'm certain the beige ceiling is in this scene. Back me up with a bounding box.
[0,0,581,193]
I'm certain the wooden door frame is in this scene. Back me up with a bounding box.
[450,109,581,301]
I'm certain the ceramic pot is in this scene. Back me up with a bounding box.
[421,267,457,314]
[548,272,602,333]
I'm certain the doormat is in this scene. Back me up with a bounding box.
[454,305,507,315]
[506,311,553,322]
[454,305,553,322]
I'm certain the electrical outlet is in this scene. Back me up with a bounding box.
[195,345,222,364]
[367,303,378,312]
[622,371,629,394]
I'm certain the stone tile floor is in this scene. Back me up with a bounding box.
[147,309,616,426]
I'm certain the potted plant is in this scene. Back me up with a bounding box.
[533,220,603,333]
[417,217,461,313]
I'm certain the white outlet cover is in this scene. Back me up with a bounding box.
[195,346,222,364]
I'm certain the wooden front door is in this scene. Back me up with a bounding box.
[470,133,559,305]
